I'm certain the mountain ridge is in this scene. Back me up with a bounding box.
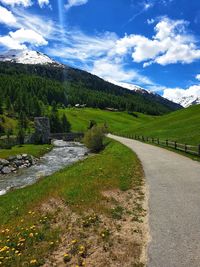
[0,49,182,115]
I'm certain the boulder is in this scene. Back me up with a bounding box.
[8,155,17,161]
[13,160,23,167]
[16,155,23,160]
[0,158,9,166]
[1,166,12,174]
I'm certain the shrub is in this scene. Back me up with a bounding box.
[83,125,105,152]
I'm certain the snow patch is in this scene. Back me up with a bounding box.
[0,49,63,67]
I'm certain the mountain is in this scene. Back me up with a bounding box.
[0,49,62,67]
[0,49,182,116]
[164,94,200,108]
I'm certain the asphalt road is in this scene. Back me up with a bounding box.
[108,134,200,267]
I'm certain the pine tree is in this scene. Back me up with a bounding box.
[61,114,71,132]
[0,98,3,114]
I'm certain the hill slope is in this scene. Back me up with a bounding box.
[127,104,200,145]
[61,105,200,145]
[0,59,182,116]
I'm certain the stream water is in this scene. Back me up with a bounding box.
[0,140,88,196]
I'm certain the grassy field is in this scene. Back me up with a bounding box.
[61,105,200,145]
[124,105,200,145]
[0,144,53,159]
[60,107,154,133]
[0,139,144,266]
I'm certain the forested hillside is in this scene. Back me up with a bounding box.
[0,62,182,117]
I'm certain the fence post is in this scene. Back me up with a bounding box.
[166,140,168,146]
[175,141,177,149]
[147,137,148,142]
[185,144,187,153]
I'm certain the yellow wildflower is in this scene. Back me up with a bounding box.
[30,259,37,265]
[29,233,34,238]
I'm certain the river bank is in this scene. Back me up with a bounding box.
[0,140,88,196]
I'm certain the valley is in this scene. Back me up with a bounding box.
[0,51,199,267]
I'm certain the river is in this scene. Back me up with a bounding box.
[0,140,88,196]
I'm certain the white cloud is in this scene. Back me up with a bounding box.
[163,85,200,105]
[115,17,200,67]
[13,9,55,40]
[9,28,48,46]
[0,5,16,25]
[0,35,26,49]
[127,1,154,24]
[46,31,118,63]
[0,28,48,50]
[37,0,49,8]
[196,74,200,81]
[147,18,155,25]
[0,0,32,7]
[65,0,88,10]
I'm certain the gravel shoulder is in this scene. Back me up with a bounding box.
[108,134,200,267]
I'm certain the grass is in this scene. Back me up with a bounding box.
[124,105,200,146]
[60,105,200,146]
[0,139,143,266]
[0,144,53,159]
[59,107,154,133]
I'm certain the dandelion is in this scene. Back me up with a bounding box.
[71,239,77,244]
[21,219,24,223]
[30,259,37,265]
[29,233,34,238]
[63,253,71,263]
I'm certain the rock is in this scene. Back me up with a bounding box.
[8,155,16,161]
[16,155,23,160]
[18,165,24,169]
[0,165,3,171]
[13,160,22,167]
[11,167,16,172]
[0,158,9,166]
[27,155,34,165]
[22,154,28,158]
[1,166,12,174]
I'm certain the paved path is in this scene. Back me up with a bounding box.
[108,134,200,267]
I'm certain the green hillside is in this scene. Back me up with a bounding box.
[127,105,200,145]
[59,108,155,133]
[61,105,200,146]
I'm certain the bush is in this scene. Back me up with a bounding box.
[83,125,105,152]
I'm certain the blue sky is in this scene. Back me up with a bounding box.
[0,0,200,102]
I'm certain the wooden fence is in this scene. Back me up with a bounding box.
[114,133,200,157]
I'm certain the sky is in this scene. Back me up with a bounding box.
[0,0,200,102]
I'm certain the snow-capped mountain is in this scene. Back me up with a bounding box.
[171,95,200,108]
[109,80,156,96]
[0,49,62,67]
[164,94,200,108]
